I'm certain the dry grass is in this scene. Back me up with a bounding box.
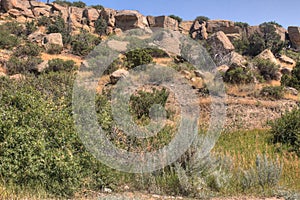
[41,52,83,66]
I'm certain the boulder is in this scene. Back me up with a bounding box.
[284,87,298,96]
[83,8,100,23]
[279,55,296,66]
[179,20,193,35]
[42,33,63,50]
[288,26,300,50]
[69,6,85,28]
[0,72,7,77]
[28,31,46,44]
[52,3,69,22]
[35,60,49,73]
[115,10,149,31]
[206,20,240,34]
[226,33,241,42]
[217,65,230,73]
[149,16,178,31]
[207,31,235,57]
[100,8,117,27]
[256,49,278,64]
[227,52,247,68]
[110,69,129,84]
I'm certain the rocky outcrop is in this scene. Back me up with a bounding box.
[256,49,278,64]
[288,26,300,50]
[115,10,149,31]
[179,20,193,35]
[279,55,296,66]
[190,20,208,40]
[207,20,241,34]
[207,31,235,55]
[227,52,247,68]
[100,8,117,27]
[42,33,63,50]
[147,16,178,31]
[110,69,129,84]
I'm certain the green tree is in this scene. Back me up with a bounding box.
[94,16,107,36]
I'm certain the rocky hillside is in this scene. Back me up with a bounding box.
[0,0,300,130]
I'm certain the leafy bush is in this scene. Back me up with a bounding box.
[254,58,280,81]
[169,15,182,23]
[269,108,300,155]
[260,86,284,99]
[46,43,63,54]
[281,62,300,90]
[6,56,42,75]
[233,37,250,55]
[144,47,169,58]
[125,48,153,69]
[195,16,210,23]
[91,4,104,10]
[46,58,77,72]
[234,22,249,29]
[47,16,71,45]
[130,88,169,120]
[52,0,72,7]
[0,21,25,36]
[25,21,37,35]
[37,16,52,27]
[0,29,19,49]
[14,43,41,57]
[246,32,266,56]
[72,1,86,8]
[94,16,107,36]
[223,67,254,84]
[71,31,101,56]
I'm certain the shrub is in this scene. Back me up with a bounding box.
[169,15,182,23]
[71,31,101,56]
[37,16,52,27]
[91,4,104,10]
[52,0,72,7]
[46,58,77,72]
[94,16,107,36]
[6,56,42,75]
[281,62,300,90]
[223,66,254,84]
[246,32,266,56]
[233,37,250,55]
[254,58,280,81]
[234,22,249,29]
[25,21,37,35]
[47,15,71,45]
[125,48,153,69]
[0,29,19,49]
[144,47,169,58]
[0,21,25,36]
[14,43,41,57]
[269,108,300,155]
[72,1,86,8]
[195,16,210,23]
[260,86,284,99]
[46,43,63,54]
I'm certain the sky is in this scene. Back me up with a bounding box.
[79,0,300,28]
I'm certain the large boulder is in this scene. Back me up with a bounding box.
[148,16,178,31]
[179,20,193,35]
[256,49,278,64]
[190,20,208,40]
[206,20,241,34]
[42,33,63,50]
[288,26,300,50]
[52,3,69,22]
[28,31,46,44]
[100,8,117,27]
[83,8,100,25]
[207,31,235,55]
[1,0,34,18]
[227,52,247,68]
[115,10,149,31]
[110,69,129,84]
[69,6,85,28]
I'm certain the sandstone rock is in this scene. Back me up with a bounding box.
[149,16,178,31]
[227,51,247,68]
[69,6,85,28]
[115,10,149,31]
[83,8,100,23]
[28,31,46,43]
[284,87,298,96]
[190,21,208,40]
[16,15,27,23]
[42,33,63,50]
[256,49,278,64]
[288,26,300,50]
[194,70,206,79]
[217,65,230,73]
[206,20,240,34]
[279,55,296,65]
[226,33,241,42]
[106,26,114,35]
[35,60,49,73]
[207,31,235,57]
[52,3,69,22]
[114,28,122,36]
[10,73,25,80]
[110,69,129,84]
[0,72,7,77]
[246,26,262,37]
[280,67,292,75]
[101,8,116,27]
[179,21,193,35]
[275,26,287,41]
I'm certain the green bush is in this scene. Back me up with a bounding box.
[37,16,52,27]
[0,21,25,36]
[281,62,300,90]
[46,43,63,54]
[260,86,284,99]
[46,58,77,72]
[91,4,104,10]
[14,43,41,57]
[25,21,37,35]
[0,29,19,49]
[52,0,72,7]
[246,32,266,56]
[6,56,42,75]
[223,67,254,84]
[233,37,250,55]
[71,31,101,56]
[47,16,71,45]
[195,16,210,23]
[269,108,300,155]
[254,58,280,81]
[130,88,169,120]
[72,1,86,8]
[169,15,182,23]
[125,48,153,69]
[94,16,107,36]
[234,22,249,29]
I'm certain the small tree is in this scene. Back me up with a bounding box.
[195,16,210,23]
[125,49,153,69]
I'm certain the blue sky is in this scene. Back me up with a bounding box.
[78,0,299,28]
